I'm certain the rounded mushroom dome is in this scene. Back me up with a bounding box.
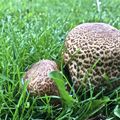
[64,23,120,89]
[24,60,59,96]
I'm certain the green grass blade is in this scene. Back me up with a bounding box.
[49,71,75,107]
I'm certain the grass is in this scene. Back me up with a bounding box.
[0,0,120,119]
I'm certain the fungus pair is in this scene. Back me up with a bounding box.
[24,23,120,96]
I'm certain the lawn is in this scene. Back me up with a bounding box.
[0,0,120,119]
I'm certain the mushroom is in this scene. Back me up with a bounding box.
[24,60,59,96]
[24,23,120,96]
[64,23,120,90]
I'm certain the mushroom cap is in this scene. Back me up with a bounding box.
[24,60,59,96]
[64,23,120,89]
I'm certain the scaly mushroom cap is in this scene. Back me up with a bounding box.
[24,60,59,96]
[64,23,120,89]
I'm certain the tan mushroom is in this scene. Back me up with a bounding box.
[24,60,59,96]
[64,23,120,90]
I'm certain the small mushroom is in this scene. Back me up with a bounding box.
[24,60,59,96]
[64,23,120,90]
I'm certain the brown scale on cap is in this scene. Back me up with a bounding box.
[24,60,59,96]
[64,23,120,90]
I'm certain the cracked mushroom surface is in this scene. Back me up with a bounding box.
[64,23,120,89]
[24,60,59,96]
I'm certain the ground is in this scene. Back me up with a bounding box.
[0,0,120,119]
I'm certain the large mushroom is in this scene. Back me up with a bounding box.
[64,23,120,90]
[24,60,59,96]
